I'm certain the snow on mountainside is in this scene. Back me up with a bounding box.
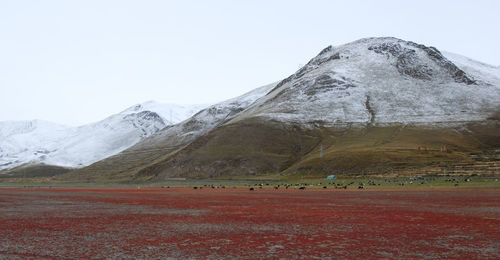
[0,120,69,141]
[442,51,500,84]
[0,120,71,169]
[232,37,500,126]
[0,102,206,171]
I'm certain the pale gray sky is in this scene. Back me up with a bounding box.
[1,0,499,126]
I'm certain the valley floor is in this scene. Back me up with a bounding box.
[0,187,499,258]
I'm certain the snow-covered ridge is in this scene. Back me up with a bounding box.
[0,102,206,171]
[442,51,500,84]
[120,101,208,125]
[129,83,276,152]
[0,120,69,140]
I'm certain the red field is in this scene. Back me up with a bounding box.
[0,187,499,259]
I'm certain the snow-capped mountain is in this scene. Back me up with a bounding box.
[231,37,500,126]
[122,37,500,179]
[0,102,206,171]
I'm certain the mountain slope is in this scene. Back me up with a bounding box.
[0,102,206,172]
[133,37,500,180]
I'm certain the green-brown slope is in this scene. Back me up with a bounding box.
[135,118,321,179]
[57,145,181,182]
[285,122,500,177]
[0,164,72,179]
[136,119,500,180]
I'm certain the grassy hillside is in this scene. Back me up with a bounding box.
[135,119,500,181]
[135,118,321,180]
[0,164,72,179]
[285,125,495,177]
[56,145,181,183]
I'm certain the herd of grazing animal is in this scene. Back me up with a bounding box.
[185,176,475,191]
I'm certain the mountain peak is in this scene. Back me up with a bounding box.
[235,38,499,126]
[307,37,475,85]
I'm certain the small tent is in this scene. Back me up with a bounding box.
[326,175,336,180]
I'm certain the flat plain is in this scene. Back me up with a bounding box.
[0,187,499,259]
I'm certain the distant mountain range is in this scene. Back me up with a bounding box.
[0,102,206,171]
[3,37,500,180]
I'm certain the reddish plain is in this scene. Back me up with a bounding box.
[0,187,499,259]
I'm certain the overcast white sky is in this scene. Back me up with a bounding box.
[1,0,499,126]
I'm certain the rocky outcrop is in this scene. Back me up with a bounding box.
[368,40,475,84]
